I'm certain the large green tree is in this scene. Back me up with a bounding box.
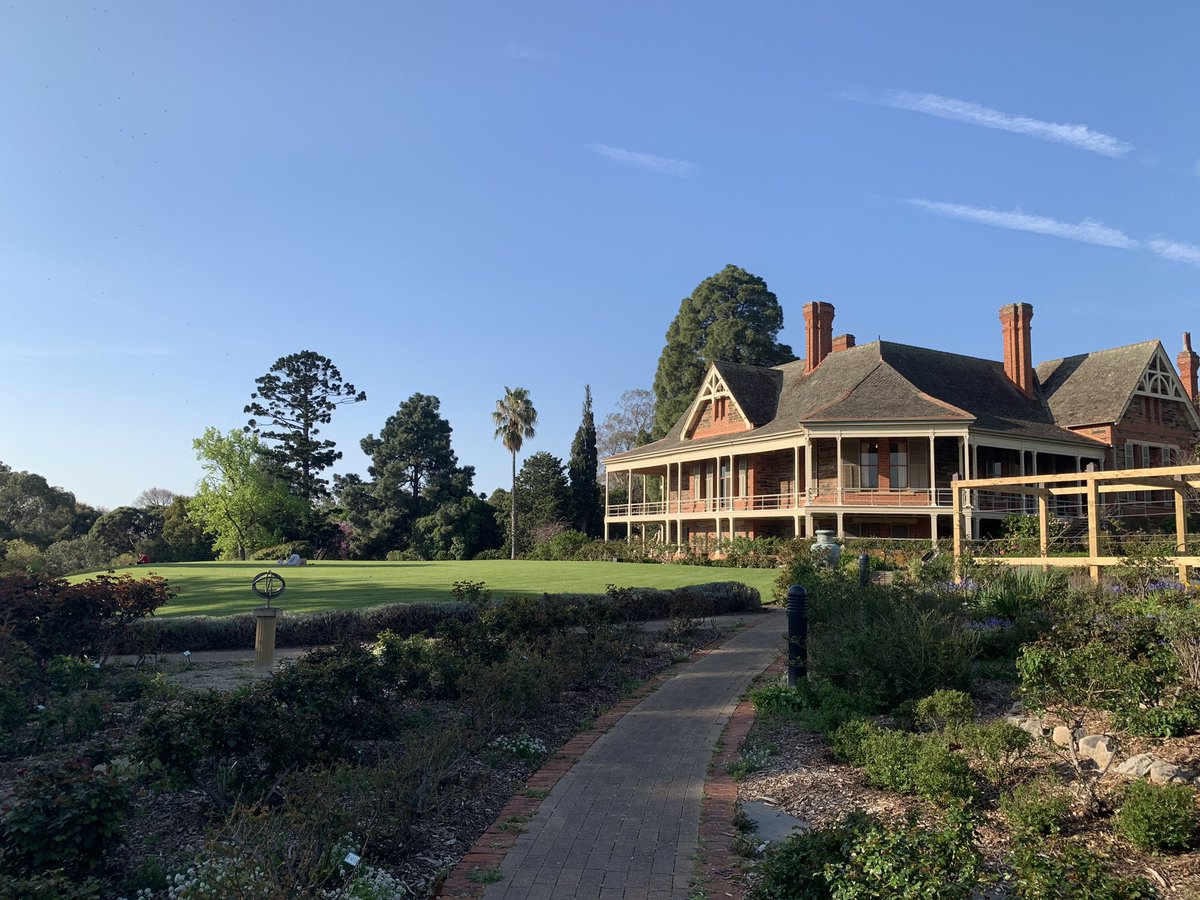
[188,428,302,560]
[492,387,538,559]
[568,386,601,537]
[651,265,794,437]
[514,452,570,550]
[336,393,474,558]
[244,351,366,500]
[89,506,163,558]
[0,463,95,547]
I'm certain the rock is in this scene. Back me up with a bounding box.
[1116,753,1156,778]
[1005,715,1046,738]
[1149,761,1192,785]
[1077,734,1116,770]
[1051,725,1083,748]
[740,800,809,844]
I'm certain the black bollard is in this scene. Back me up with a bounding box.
[786,584,808,687]
[858,553,870,587]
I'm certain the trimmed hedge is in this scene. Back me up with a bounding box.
[115,582,762,653]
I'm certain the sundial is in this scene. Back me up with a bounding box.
[251,570,286,606]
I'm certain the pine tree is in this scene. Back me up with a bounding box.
[568,386,601,536]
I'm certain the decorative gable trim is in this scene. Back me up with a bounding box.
[680,367,754,440]
[1117,344,1200,431]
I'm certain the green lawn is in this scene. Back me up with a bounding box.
[73,560,781,618]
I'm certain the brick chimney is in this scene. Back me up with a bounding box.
[832,334,856,352]
[999,303,1035,397]
[1178,332,1199,404]
[803,301,835,373]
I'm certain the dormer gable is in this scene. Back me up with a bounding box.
[682,367,755,440]
[1119,343,1200,432]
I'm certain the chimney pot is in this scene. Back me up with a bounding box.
[803,302,835,373]
[999,303,1035,397]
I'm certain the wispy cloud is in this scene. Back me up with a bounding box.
[590,144,695,177]
[849,90,1132,158]
[1148,238,1200,268]
[906,199,1139,249]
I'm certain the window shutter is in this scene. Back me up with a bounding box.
[1123,441,1134,470]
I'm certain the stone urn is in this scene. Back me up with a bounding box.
[810,530,842,567]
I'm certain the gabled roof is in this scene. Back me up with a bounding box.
[1036,340,1160,427]
[710,360,783,425]
[605,339,1101,465]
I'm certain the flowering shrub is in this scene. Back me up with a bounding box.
[488,732,547,762]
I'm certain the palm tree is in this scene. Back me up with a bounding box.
[492,387,538,559]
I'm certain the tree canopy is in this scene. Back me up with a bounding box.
[244,350,366,500]
[188,428,303,560]
[0,462,97,548]
[651,265,794,437]
[337,394,475,558]
[597,389,655,459]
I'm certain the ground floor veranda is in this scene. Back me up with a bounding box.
[603,431,1110,546]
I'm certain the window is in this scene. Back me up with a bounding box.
[713,397,727,420]
[890,440,908,489]
[860,440,879,489]
[738,457,748,496]
[890,523,910,539]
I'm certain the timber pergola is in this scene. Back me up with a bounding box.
[952,463,1200,584]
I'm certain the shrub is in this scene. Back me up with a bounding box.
[0,633,38,732]
[0,757,130,875]
[828,719,877,766]
[1009,842,1158,898]
[750,811,983,900]
[1,572,174,662]
[825,811,982,899]
[1116,781,1198,853]
[473,548,507,560]
[1000,778,1071,838]
[956,720,1033,785]
[806,579,977,708]
[384,548,423,561]
[750,680,879,735]
[749,820,849,899]
[859,728,976,803]
[0,872,104,899]
[915,689,975,731]
[373,632,464,698]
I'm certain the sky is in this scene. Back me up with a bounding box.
[2,2,1199,510]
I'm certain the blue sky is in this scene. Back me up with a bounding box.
[2,2,1199,509]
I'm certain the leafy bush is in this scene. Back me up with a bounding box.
[473,548,506,560]
[858,728,976,803]
[373,632,464,698]
[0,633,39,732]
[1116,781,1198,853]
[750,811,982,900]
[750,680,880,735]
[0,872,104,899]
[749,820,850,899]
[825,811,982,899]
[0,757,130,875]
[384,548,423,561]
[1009,842,1158,898]
[1000,778,1071,838]
[956,720,1032,785]
[915,689,975,731]
[1,572,174,662]
[805,578,977,707]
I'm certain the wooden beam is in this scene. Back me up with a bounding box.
[1037,490,1049,572]
[957,462,1200,490]
[1086,477,1100,585]
[1176,487,1189,584]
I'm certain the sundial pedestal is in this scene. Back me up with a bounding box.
[254,607,279,674]
[250,570,286,674]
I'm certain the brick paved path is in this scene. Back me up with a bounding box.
[482,610,784,900]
